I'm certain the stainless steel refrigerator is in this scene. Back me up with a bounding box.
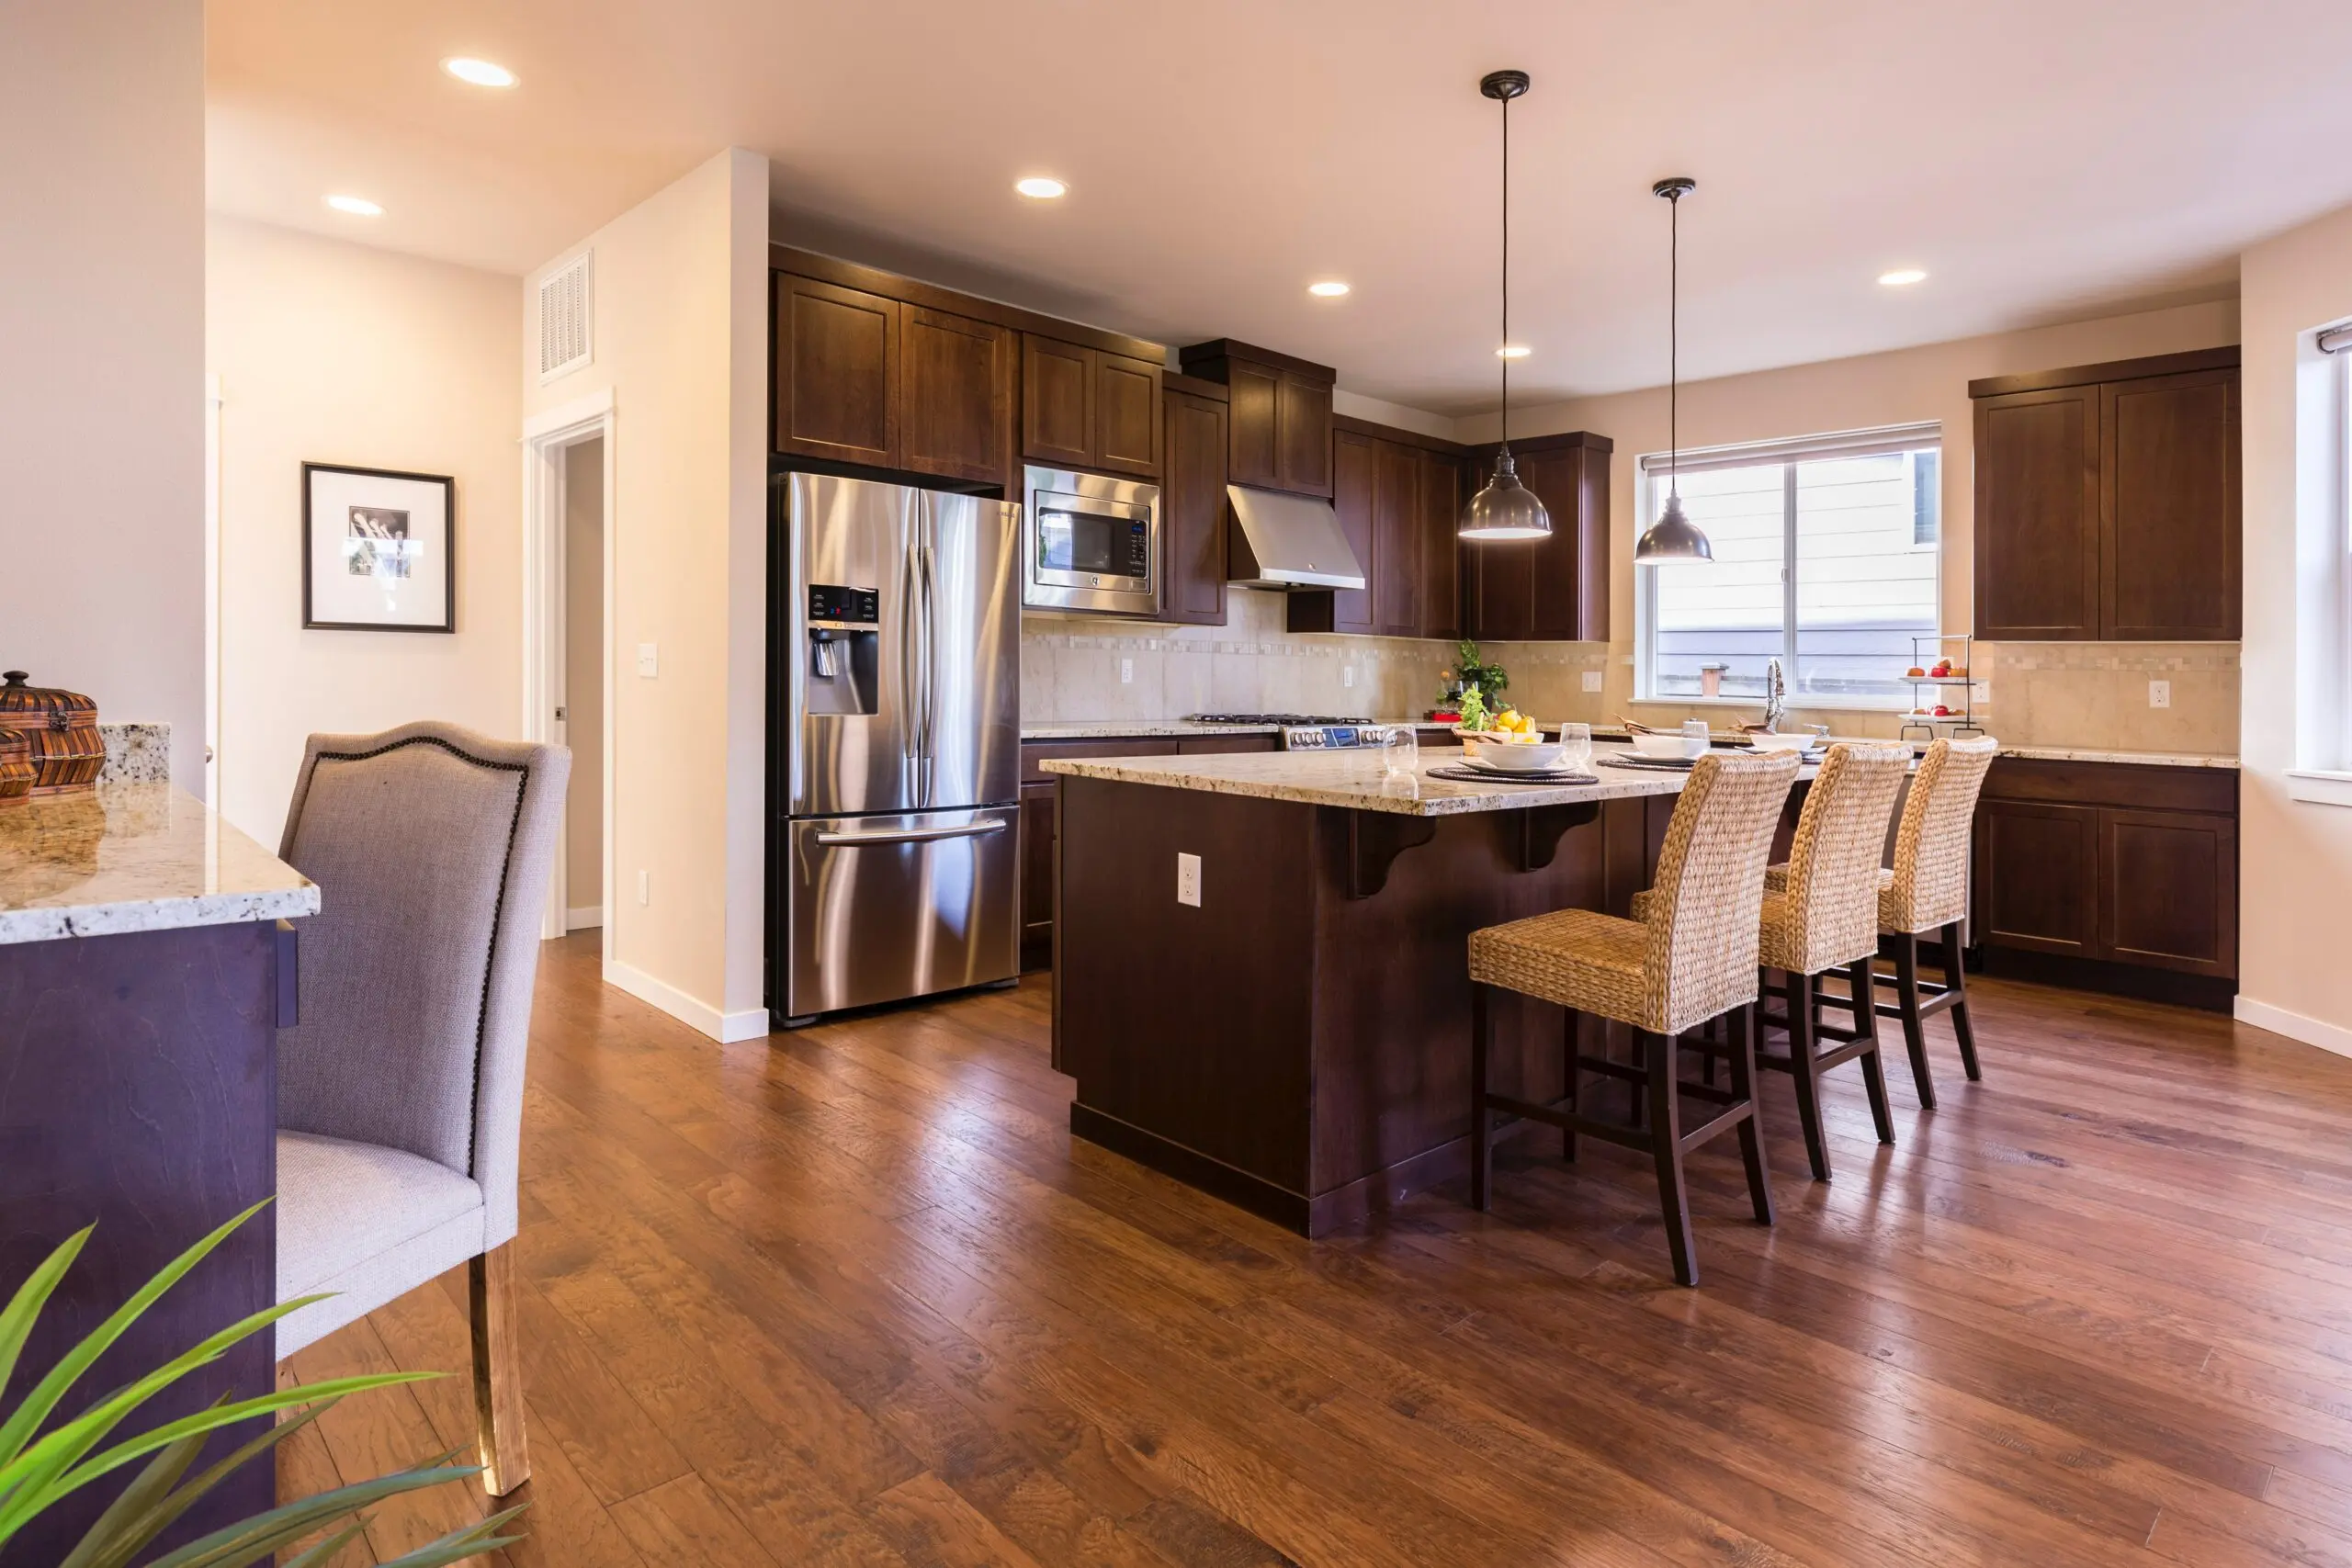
[774,471,1021,1025]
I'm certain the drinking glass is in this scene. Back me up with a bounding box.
[1382,725,1419,778]
[1555,722,1592,773]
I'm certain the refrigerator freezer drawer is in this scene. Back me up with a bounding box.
[783,807,1019,1020]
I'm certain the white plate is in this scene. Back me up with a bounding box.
[1461,739,1569,773]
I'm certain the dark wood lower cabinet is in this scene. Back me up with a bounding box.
[1976,800,2101,957]
[2101,807,2236,975]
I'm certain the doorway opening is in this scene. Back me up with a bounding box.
[562,436,605,930]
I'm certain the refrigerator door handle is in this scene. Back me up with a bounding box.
[812,819,1009,847]
[919,534,939,761]
[897,536,920,762]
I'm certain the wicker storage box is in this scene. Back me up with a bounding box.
[0,728,31,805]
[0,671,103,795]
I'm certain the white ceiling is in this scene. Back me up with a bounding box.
[208,0,2352,413]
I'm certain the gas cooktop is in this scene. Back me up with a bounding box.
[1184,712,1374,726]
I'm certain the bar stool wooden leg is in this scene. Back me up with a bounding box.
[1560,1006,1579,1163]
[1642,1028,1698,1287]
[1728,1003,1774,1225]
[1786,966,1830,1181]
[1892,931,1938,1111]
[1470,983,1493,1211]
[1850,956,1895,1146]
[1943,920,1982,1082]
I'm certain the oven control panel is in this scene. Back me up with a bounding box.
[1281,724,1403,751]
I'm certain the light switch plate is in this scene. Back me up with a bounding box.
[1120,657,1133,685]
[1176,852,1202,908]
[637,642,658,678]
[1582,671,1603,693]
[1343,666,1356,689]
[2149,679,2172,709]
[637,870,650,905]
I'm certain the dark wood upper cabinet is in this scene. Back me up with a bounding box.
[1297,430,1378,634]
[2102,368,2241,640]
[1289,427,1465,639]
[773,274,898,468]
[1022,335,1094,469]
[1971,346,2238,641]
[1373,439,1419,637]
[1462,431,1613,644]
[1416,451,1463,641]
[1159,387,1229,626]
[899,306,1012,486]
[1178,341,1335,499]
[1094,354,1161,478]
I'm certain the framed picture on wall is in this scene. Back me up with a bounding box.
[301,462,457,632]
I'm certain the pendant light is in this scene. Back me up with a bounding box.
[1635,176,1713,564]
[1459,70,1551,541]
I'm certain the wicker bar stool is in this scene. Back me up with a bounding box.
[1866,735,1999,1109]
[1466,750,1801,1287]
[1665,744,1912,1180]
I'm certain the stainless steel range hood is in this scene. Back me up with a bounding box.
[1225,484,1366,591]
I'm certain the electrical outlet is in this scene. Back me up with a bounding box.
[2148,679,2172,709]
[637,870,650,906]
[1176,852,1202,908]
[1581,671,1603,694]
[637,642,658,678]
[1120,657,1133,685]
[1343,666,1357,689]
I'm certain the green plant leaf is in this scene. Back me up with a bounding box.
[63,1398,343,1568]
[277,1517,370,1568]
[0,1201,269,1476]
[54,1399,218,1568]
[140,1455,483,1568]
[0,1226,90,1403]
[377,1503,530,1567]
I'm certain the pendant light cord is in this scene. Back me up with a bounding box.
[1498,90,1510,455]
[1668,186,1679,502]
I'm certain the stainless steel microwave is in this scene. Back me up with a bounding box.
[1021,466,1159,616]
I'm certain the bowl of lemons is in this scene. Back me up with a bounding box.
[1457,709,1568,773]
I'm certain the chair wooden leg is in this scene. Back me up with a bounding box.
[1702,1009,1720,1089]
[1943,921,1982,1082]
[1560,1006,1579,1164]
[1642,1029,1698,1287]
[1892,931,1937,1111]
[469,1243,531,1497]
[1851,956,1895,1146]
[1786,967,1830,1181]
[1469,983,1493,1211]
[1728,1003,1774,1226]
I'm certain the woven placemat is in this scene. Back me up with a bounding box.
[1599,754,1703,772]
[1426,765,1600,786]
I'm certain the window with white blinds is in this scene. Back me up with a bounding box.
[1636,423,1941,706]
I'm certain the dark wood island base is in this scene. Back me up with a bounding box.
[1052,770,1679,1235]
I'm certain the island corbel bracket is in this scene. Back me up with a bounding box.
[1507,801,1600,873]
[1343,811,1439,898]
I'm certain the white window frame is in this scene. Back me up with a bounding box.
[1634,422,1942,711]
[2288,326,2352,806]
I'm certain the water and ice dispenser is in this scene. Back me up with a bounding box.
[804,582,879,715]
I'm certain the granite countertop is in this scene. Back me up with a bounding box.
[0,783,319,944]
[1042,742,1735,818]
[1992,745,2237,769]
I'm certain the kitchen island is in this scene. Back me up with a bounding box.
[0,784,315,1558]
[1046,744,1753,1235]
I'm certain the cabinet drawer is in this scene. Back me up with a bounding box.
[1983,758,2235,815]
[1177,736,1278,755]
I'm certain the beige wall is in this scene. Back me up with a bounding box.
[563,437,605,919]
[522,148,771,1041]
[2236,200,2352,1051]
[1452,299,2244,750]
[207,216,524,842]
[3,2,205,784]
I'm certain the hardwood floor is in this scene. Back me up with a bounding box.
[281,932,2352,1566]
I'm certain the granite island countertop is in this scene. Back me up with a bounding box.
[0,783,319,944]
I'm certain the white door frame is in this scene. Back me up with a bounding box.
[204,372,221,805]
[522,389,616,947]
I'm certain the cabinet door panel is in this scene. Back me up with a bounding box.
[1374,440,1419,636]
[2101,807,2236,976]
[1326,432,1377,634]
[900,306,1012,486]
[1227,363,1281,490]
[1974,800,2099,957]
[1023,336,1094,468]
[1277,372,1334,497]
[774,275,897,466]
[1973,387,2099,639]
[1518,446,1597,641]
[1160,390,1228,626]
[1417,452,1462,640]
[1463,448,1533,641]
[1094,355,1160,478]
[2102,369,2240,640]
[1020,781,1056,974]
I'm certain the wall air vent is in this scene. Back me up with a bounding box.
[537,252,593,384]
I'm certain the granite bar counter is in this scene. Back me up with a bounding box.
[0,784,316,1559]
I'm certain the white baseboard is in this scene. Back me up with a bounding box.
[565,905,603,931]
[2233,995,2352,1060]
[602,958,772,1043]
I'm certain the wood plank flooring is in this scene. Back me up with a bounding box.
[281,933,2352,1565]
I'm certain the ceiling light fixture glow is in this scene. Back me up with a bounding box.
[443,57,518,87]
[1307,280,1351,298]
[1495,344,1532,359]
[1014,176,1068,199]
[325,194,384,217]
[1459,69,1552,543]
[1878,267,1928,287]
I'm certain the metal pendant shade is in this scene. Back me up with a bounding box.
[1635,176,1713,565]
[1460,69,1551,541]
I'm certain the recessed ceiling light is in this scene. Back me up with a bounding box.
[443,57,518,88]
[1879,268,1928,287]
[1307,280,1351,298]
[1496,344,1532,359]
[1015,176,1068,200]
[325,194,383,217]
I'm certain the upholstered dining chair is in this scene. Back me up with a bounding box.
[1466,750,1800,1287]
[272,722,569,1497]
[1870,734,1999,1109]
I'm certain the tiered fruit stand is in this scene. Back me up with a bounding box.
[1899,633,1987,741]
